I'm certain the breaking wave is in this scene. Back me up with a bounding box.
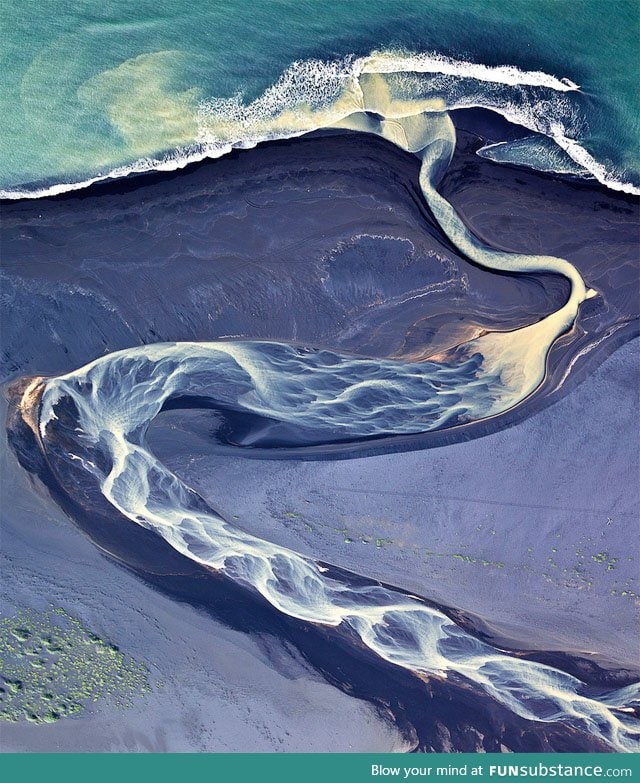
[2,50,638,200]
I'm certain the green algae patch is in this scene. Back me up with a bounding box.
[591,551,618,570]
[0,607,150,725]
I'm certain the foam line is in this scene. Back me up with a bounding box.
[358,50,580,91]
[3,50,638,200]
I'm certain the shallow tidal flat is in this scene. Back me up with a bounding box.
[1,117,638,751]
[152,336,638,670]
[0,391,405,752]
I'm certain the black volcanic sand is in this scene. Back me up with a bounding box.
[1,115,638,455]
[446,109,640,400]
[146,337,639,672]
[1,124,572,377]
[2,385,624,752]
[1,112,639,750]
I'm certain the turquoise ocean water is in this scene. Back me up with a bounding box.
[1,0,639,197]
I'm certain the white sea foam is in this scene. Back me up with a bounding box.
[0,146,214,201]
[2,50,638,200]
[357,50,580,91]
[446,98,636,193]
[476,138,592,177]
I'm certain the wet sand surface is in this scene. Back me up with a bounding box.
[1,115,638,750]
[2,121,637,452]
[148,337,638,670]
[0,403,410,752]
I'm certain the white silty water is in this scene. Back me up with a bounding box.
[34,79,637,751]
